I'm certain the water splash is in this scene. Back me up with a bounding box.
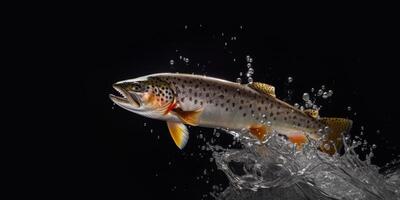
[208,130,400,200]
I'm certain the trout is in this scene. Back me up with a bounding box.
[109,73,352,154]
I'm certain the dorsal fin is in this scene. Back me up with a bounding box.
[248,82,276,97]
[304,109,319,119]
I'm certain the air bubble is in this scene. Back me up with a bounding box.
[317,89,323,96]
[302,93,310,101]
[347,106,352,111]
[294,103,300,108]
[247,77,253,84]
[184,58,189,63]
[169,60,174,65]
[236,78,242,83]
[267,121,272,127]
[248,68,254,74]
[288,77,293,83]
[144,123,147,127]
[247,63,252,68]
[322,92,329,99]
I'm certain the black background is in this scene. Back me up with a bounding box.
[54,19,400,199]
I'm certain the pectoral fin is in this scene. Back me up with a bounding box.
[166,121,189,149]
[173,108,203,126]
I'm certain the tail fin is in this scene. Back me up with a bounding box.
[318,117,353,155]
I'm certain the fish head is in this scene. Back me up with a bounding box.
[109,76,175,115]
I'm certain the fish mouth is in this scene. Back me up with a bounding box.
[109,84,141,109]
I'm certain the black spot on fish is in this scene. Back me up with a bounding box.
[243,113,247,117]
[273,117,276,120]
[258,107,261,111]
[206,93,209,97]
[232,103,235,107]
[189,97,192,101]
[251,110,254,114]
[240,100,244,104]
[249,104,252,108]
[225,108,228,111]
[218,86,221,90]
[239,106,242,110]
[189,89,192,93]
[293,116,297,119]
[200,101,203,105]
[226,99,230,103]
[270,113,274,117]
[195,85,198,88]
[221,103,224,107]
[277,106,280,109]
[203,88,206,92]
[194,92,197,97]
[224,89,227,92]
[297,123,301,126]
[270,104,273,109]
[219,95,224,99]
[161,98,164,101]
[284,117,287,121]
[307,120,310,124]
[182,85,185,89]
[276,112,280,115]
[194,99,197,104]
[261,100,264,104]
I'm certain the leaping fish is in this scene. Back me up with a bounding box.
[109,73,352,155]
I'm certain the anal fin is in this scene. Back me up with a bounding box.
[249,124,272,141]
[166,121,189,149]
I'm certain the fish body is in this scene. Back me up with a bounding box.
[110,73,352,154]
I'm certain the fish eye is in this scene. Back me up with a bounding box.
[131,83,144,92]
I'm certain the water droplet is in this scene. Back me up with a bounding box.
[247,63,252,68]
[302,93,310,101]
[247,77,253,84]
[322,92,329,99]
[224,42,227,46]
[248,58,253,63]
[246,55,251,62]
[236,78,242,83]
[179,56,183,60]
[169,60,174,65]
[294,103,300,108]
[239,72,243,76]
[300,106,304,111]
[267,121,272,127]
[215,132,220,137]
[233,58,236,62]
[311,88,315,92]
[240,25,243,29]
[288,77,293,83]
[248,68,254,74]
[184,58,189,63]
[328,90,333,96]
[150,129,153,133]
[221,32,224,36]
[372,144,377,149]
[321,85,326,90]
[317,89,323,96]
[347,106,352,111]
[184,25,188,29]
[157,135,160,140]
